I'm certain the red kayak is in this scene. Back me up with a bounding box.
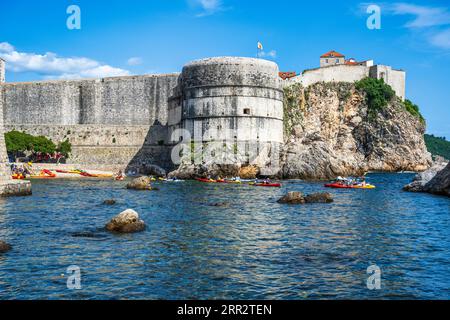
[253,183,282,188]
[324,183,353,189]
[196,178,217,183]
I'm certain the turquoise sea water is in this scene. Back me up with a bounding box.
[0,173,449,299]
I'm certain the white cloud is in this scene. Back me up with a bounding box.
[0,42,130,80]
[190,0,226,17]
[430,28,450,49]
[388,3,450,28]
[259,50,277,59]
[127,57,143,66]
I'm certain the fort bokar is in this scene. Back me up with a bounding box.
[0,51,430,194]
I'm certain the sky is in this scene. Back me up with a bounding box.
[0,0,449,139]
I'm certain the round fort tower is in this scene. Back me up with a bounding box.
[176,57,284,171]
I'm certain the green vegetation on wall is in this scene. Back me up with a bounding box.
[355,77,395,119]
[5,130,72,160]
[424,134,450,160]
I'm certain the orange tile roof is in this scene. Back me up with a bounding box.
[320,50,345,58]
[279,71,297,80]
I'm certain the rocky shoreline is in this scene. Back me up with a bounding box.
[404,158,450,197]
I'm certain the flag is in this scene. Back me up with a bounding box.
[257,42,263,50]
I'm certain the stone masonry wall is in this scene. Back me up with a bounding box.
[2,74,180,170]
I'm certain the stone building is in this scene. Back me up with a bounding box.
[286,51,406,100]
[320,50,345,67]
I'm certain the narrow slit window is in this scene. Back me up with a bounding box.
[243,108,251,115]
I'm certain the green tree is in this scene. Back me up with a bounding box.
[5,130,34,157]
[57,139,72,158]
[31,136,56,154]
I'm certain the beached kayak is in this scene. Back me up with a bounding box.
[324,183,375,189]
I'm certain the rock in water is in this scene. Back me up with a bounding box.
[105,209,146,233]
[404,159,448,192]
[304,192,334,203]
[126,176,153,190]
[422,162,450,197]
[277,191,334,204]
[103,199,117,205]
[0,241,12,253]
[277,192,305,204]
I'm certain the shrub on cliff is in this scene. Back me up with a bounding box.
[404,99,425,124]
[355,77,395,119]
[4,130,66,160]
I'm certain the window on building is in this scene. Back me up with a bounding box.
[325,59,329,63]
[336,59,339,63]
[243,108,251,115]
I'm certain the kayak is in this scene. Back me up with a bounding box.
[252,183,282,188]
[196,178,217,183]
[324,183,376,189]
[12,174,25,180]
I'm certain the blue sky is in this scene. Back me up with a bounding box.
[0,0,449,138]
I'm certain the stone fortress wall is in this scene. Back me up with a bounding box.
[0,55,407,174]
[286,64,406,100]
[169,57,284,174]
[1,73,179,170]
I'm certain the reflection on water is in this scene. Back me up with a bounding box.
[0,173,449,299]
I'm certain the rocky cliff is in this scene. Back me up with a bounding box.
[281,82,431,180]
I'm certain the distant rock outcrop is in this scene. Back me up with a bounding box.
[105,209,146,233]
[281,82,432,180]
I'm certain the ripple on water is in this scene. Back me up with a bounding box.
[0,173,449,299]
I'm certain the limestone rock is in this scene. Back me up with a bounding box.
[422,162,450,197]
[105,209,146,233]
[239,165,260,179]
[277,191,333,204]
[0,241,12,253]
[169,163,240,179]
[277,192,305,204]
[103,199,117,205]
[404,159,448,192]
[304,192,334,203]
[142,164,166,177]
[281,82,432,180]
[126,176,153,190]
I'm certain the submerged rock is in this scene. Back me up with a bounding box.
[126,176,153,190]
[103,199,117,205]
[209,202,230,207]
[0,241,12,253]
[105,209,146,233]
[277,191,334,204]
